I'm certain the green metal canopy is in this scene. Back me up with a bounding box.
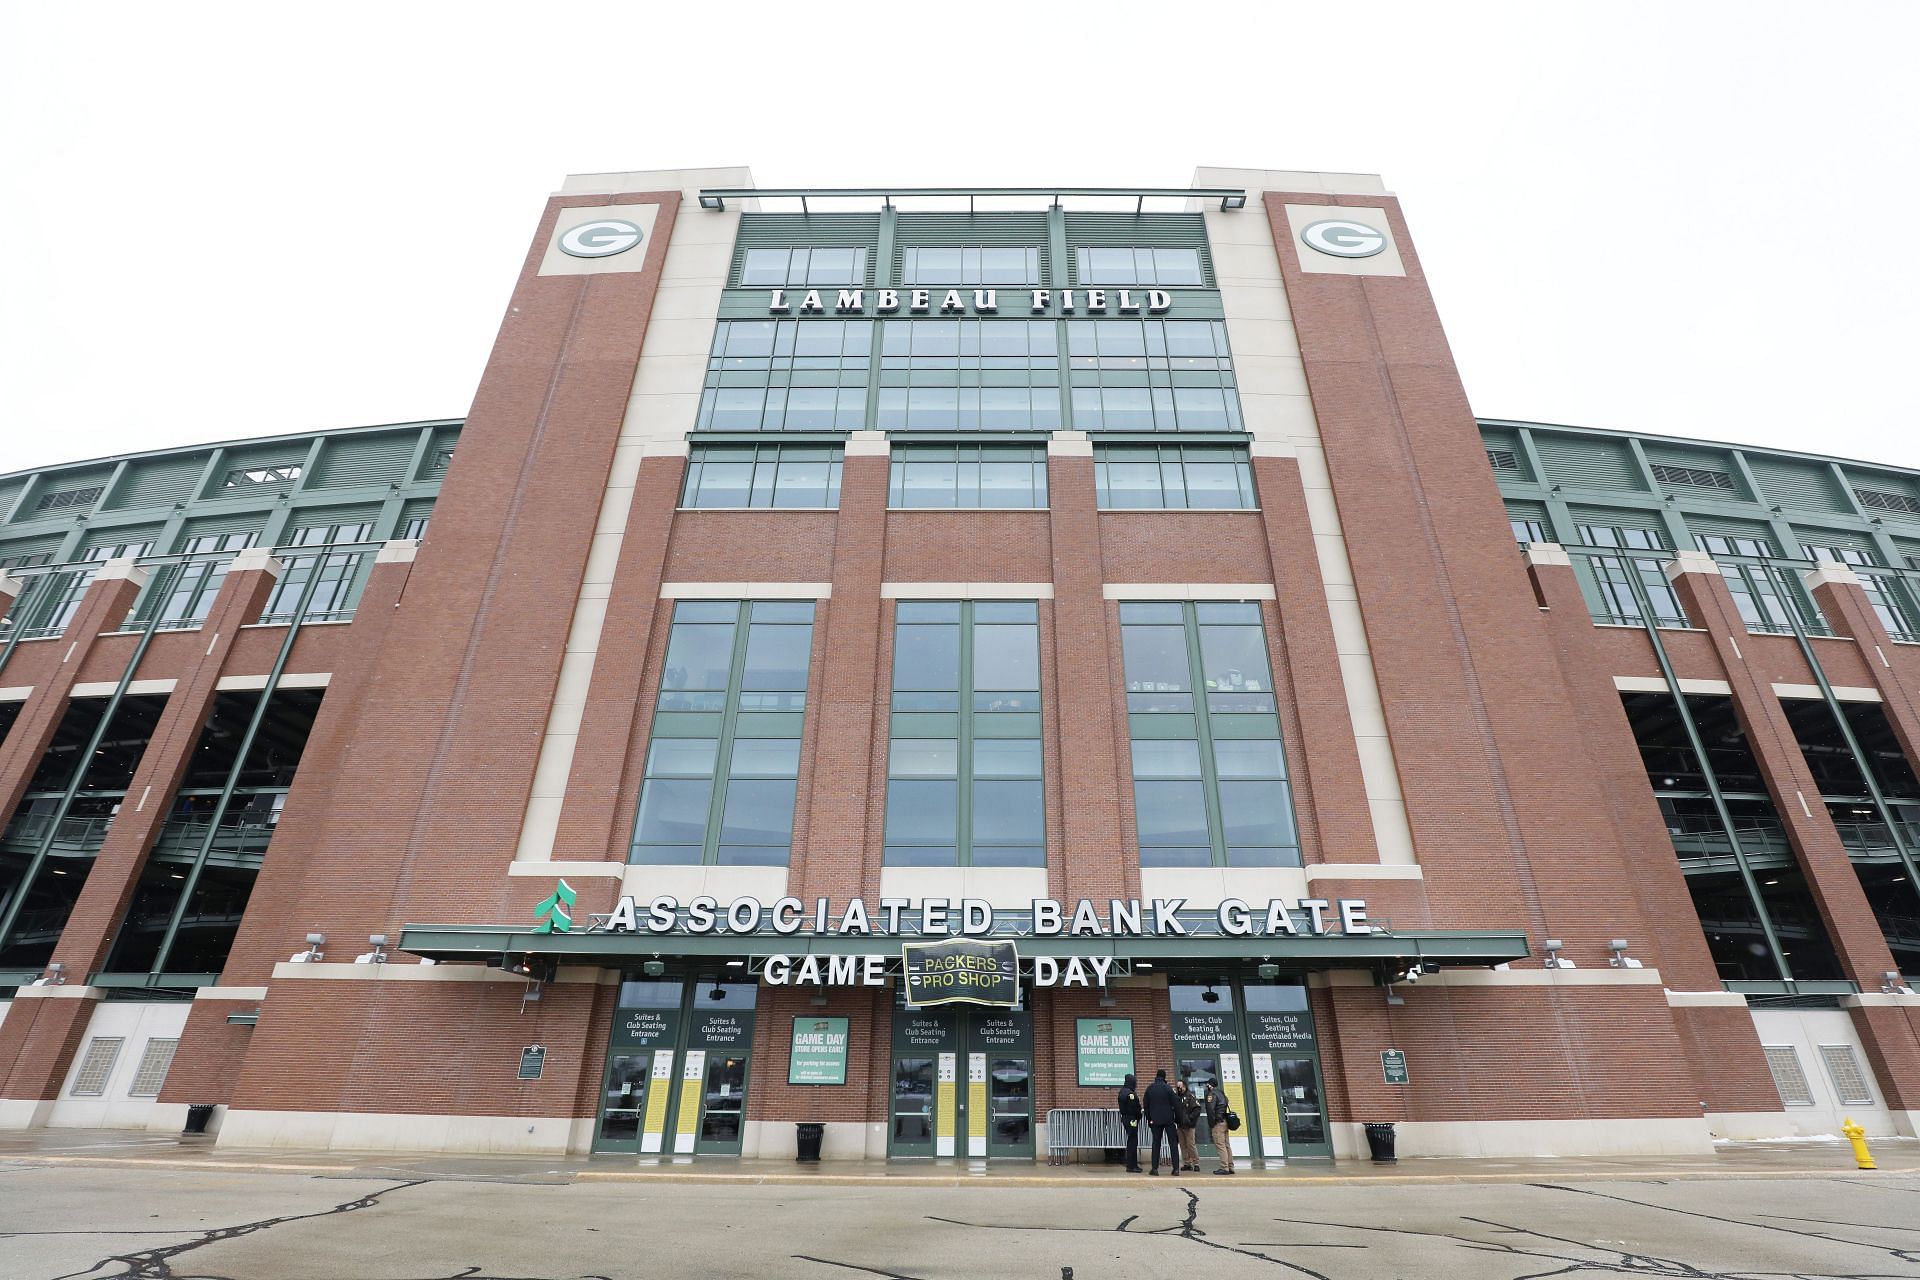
[397,923,1529,970]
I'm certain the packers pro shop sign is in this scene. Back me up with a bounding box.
[902,938,1019,1007]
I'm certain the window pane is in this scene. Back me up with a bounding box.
[1122,624,1191,692]
[1131,739,1202,778]
[808,248,858,284]
[973,624,1039,692]
[646,738,718,777]
[1217,780,1295,847]
[728,739,800,777]
[901,459,958,507]
[742,623,812,690]
[740,249,789,287]
[663,621,735,694]
[974,779,1043,844]
[719,779,797,846]
[1183,459,1246,507]
[635,778,714,845]
[894,623,960,691]
[689,459,752,507]
[1134,780,1209,846]
[973,738,1040,778]
[1198,623,1273,702]
[1213,738,1286,779]
[886,779,958,842]
[890,739,958,777]
[1154,247,1203,285]
[1100,461,1161,508]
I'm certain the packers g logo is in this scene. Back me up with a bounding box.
[1300,219,1387,259]
[557,218,646,259]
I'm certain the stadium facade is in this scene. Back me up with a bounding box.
[0,166,1915,1162]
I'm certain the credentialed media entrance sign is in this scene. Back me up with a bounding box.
[788,1016,851,1085]
[1075,1018,1135,1087]
[902,938,1018,1007]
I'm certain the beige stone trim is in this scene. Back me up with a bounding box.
[1614,675,1732,695]
[72,678,176,697]
[1842,991,1920,1008]
[1046,430,1093,458]
[194,986,270,1002]
[215,673,331,692]
[0,572,19,599]
[1803,561,1862,591]
[659,582,832,600]
[11,985,103,1000]
[642,439,691,458]
[0,685,34,701]
[375,539,420,565]
[227,547,284,577]
[881,583,1054,600]
[93,557,149,586]
[1101,583,1276,601]
[1665,989,1749,1008]
[506,861,628,879]
[1665,550,1719,580]
[842,431,889,458]
[1248,439,1298,459]
[1303,863,1423,881]
[1773,682,1881,702]
[218,1107,588,1155]
[1524,542,1572,568]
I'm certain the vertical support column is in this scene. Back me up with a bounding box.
[793,432,889,907]
[1665,552,1901,985]
[1043,431,1134,906]
[0,561,149,821]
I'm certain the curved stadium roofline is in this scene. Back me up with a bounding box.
[0,417,464,486]
[1477,417,1920,485]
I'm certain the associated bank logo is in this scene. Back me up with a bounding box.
[557,218,645,259]
[533,879,577,934]
[1300,219,1387,259]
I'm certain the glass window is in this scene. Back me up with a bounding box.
[738,246,869,287]
[683,446,842,510]
[889,446,1048,509]
[631,602,815,865]
[698,321,871,433]
[1074,246,1205,286]
[1120,601,1298,869]
[1096,446,1254,510]
[901,245,1041,285]
[884,600,1044,866]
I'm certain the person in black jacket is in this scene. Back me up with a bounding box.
[1143,1069,1179,1175]
[1117,1074,1143,1172]
[1173,1079,1201,1172]
[1204,1082,1235,1174]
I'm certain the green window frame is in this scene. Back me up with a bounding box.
[1120,601,1298,868]
[738,246,869,288]
[1073,246,1204,286]
[631,601,815,866]
[888,445,1048,509]
[883,601,1044,867]
[900,245,1040,286]
[699,320,872,432]
[1695,533,1828,637]
[1574,524,1688,628]
[682,445,843,510]
[1094,445,1255,510]
[1068,319,1241,433]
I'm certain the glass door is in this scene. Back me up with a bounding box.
[595,1051,652,1153]
[699,1054,749,1153]
[890,1055,937,1156]
[1242,981,1331,1159]
[683,981,756,1156]
[889,1004,959,1157]
[970,1009,1033,1159]
[1170,980,1256,1164]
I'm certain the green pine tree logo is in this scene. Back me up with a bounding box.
[533,879,577,934]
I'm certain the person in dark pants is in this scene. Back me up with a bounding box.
[1117,1074,1143,1172]
[1143,1068,1179,1175]
[1173,1078,1201,1172]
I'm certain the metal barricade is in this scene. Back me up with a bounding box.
[1044,1108,1138,1165]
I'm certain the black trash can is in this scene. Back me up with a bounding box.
[795,1122,825,1163]
[1364,1122,1396,1163]
[183,1104,216,1135]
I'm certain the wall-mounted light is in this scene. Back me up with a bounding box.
[1098,986,1117,1009]
[356,934,389,965]
[1219,192,1247,211]
[1257,963,1280,981]
[30,962,66,987]
[1608,938,1639,968]
[698,193,725,211]
[1542,939,1565,969]
[291,932,325,963]
[1884,970,1915,995]
[642,959,666,978]
[809,993,829,1008]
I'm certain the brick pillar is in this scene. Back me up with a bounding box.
[0,988,97,1127]
[158,545,418,1115]
[1247,448,1379,866]
[550,449,687,862]
[1527,544,1783,1116]
[792,432,889,906]
[0,560,150,819]
[1044,432,1133,906]
[1665,552,1901,985]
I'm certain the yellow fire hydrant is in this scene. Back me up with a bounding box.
[1842,1116,1877,1170]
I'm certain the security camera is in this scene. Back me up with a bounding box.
[1402,967,1421,983]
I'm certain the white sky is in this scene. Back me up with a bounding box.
[1,1,1915,477]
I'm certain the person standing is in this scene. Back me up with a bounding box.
[1143,1069,1179,1175]
[1117,1073,1144,1172]
[1173,1079,1201,1172]
[1205,1082,1235,1175]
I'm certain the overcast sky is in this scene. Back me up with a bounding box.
[2,1,1914,477]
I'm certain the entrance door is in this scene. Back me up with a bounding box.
[1170,978,1332,1163]
[889,1003,1033,1159]
[593,977,758,1157]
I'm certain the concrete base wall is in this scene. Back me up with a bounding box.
[742,1119,883,1160]
[217,1108,593,1155]
[44,1001,189,1130]
[1330,1116,1713,1160]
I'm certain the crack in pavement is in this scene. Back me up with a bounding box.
[791,1258,930,1279]
[927,1187,1335,1278]
[31,1179,597,1280]
[1532,1182,1920,1267]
